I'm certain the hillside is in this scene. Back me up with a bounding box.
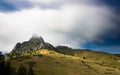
[9,49,120,75]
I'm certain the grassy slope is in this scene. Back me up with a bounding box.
[10,49,120,75]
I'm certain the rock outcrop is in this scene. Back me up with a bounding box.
[11,36,54,55]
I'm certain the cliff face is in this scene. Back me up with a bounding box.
[11,36,54,55]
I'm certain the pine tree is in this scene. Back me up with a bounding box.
[28,66,35,75]
[5,62,12,75]
[18,64,27,75]
[26,61,36,75]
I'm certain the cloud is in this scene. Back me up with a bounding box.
[0,0,117,53]
[1,0,102,10]
[0,0,31,11]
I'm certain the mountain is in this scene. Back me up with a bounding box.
[11,36,54,55]
[4,36,120,75]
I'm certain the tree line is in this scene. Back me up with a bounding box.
[0,61,35,75]
[0,52,36,75]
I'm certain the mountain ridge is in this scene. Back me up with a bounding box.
[11,36,55,55]
[10,36,120,57]
[2,36,120,75]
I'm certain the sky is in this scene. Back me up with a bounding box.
[0,0,120,54]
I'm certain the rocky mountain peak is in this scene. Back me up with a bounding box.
[11,36,54,55]
[29,36,45,45]
[30,34,42,40]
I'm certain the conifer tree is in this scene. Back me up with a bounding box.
[18,64,27,75]
[28,66,35,75]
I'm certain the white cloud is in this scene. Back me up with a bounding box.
[0,0,116,53]
[29,0,57,3]
[28,0,96,4]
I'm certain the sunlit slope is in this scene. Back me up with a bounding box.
[55,49,120,68]
[11,49,120,75]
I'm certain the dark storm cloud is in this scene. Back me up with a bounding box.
[0,1,17,11]
[0,0,32,12]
